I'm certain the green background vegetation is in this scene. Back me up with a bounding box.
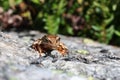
[0,0,120,46]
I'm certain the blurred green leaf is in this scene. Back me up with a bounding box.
[31,0,40,4]
[106,25,115,43]
[104,14,114,26]
[44,15,60,34]
[92,25,102,31]
[0,1,9,10]
[14,0,22,5]
[115,30,120,36]
[66,26,73,35]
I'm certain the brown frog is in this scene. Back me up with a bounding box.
[31,35,68,56]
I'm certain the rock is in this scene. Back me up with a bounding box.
[0,31,120,80]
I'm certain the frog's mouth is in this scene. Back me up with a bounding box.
[41,43,57,50]
[48,45,58,50]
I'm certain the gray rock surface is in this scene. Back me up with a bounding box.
[0,31,120,80]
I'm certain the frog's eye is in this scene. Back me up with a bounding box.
[56,37,60,42]
[43,38,49,42]
[46,38,53,43]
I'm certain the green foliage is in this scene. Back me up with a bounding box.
[1,0,120,46]
[31,0,40,4]
[32,0,67,34]
[0,0,9,10]
[0,0,22,10]
[44,15,60,34]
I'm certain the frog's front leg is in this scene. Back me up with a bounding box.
[32,39,43,56]
[57,43,68,56]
